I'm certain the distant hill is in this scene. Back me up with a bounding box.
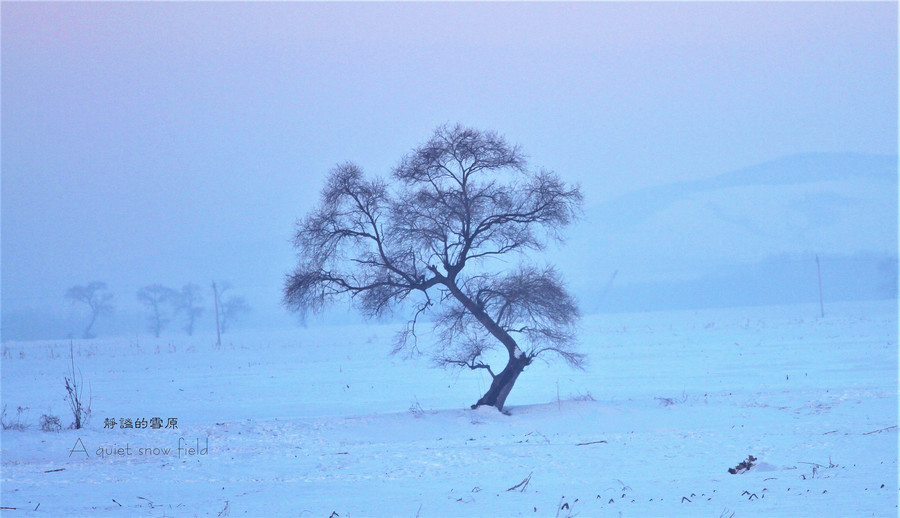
[566,152,898,313]
[592,152,897,231]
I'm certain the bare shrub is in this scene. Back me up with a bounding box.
[65,342,92,429]
[40,414,63,432]
[571,391,596,402]
[656,390,688,407]
[409,398,427,418]
[1,405,29,431]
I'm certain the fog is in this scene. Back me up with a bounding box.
[2,2,897,340]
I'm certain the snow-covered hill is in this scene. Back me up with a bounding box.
[593,153,895,261]
[563,153,897,312]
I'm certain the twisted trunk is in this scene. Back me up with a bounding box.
[439,271,528,411]
[472,353,529,411]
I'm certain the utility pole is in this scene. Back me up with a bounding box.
[212,281,222,347]
[816,255,824,318]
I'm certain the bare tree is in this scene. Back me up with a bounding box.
[284,124,584,411]
[176,283,204,336]
[65,281,114,339]
[136,284,178,338]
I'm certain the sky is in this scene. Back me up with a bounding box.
[2,2,897,338]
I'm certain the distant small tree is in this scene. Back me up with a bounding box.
[176,283,204,336]
[136,284,178,338]
[284,124,584,411]
[65,281,114,339]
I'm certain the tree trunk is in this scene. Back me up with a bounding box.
[472,354,529,412]
[84,309,99,339]
[440,275,530,412]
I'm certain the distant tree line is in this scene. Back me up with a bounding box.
[65,281,249,339]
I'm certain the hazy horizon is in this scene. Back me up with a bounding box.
[3,2,897,340]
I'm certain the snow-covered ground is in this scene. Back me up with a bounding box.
[2,300,897,517]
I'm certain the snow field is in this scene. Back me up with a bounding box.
[1,300,897,516]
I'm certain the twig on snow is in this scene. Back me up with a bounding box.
[506,471,533,492]
[863,425,897,435]
[555,496,575,518]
